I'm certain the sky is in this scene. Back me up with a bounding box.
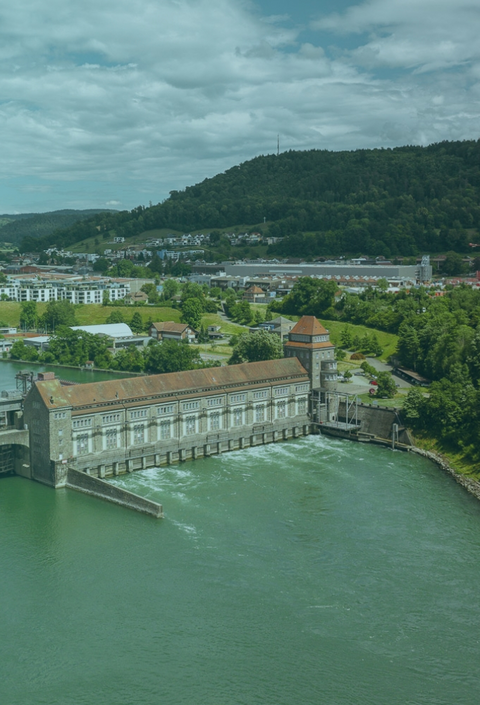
[1,0,479,214]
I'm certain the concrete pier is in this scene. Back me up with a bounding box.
[66,468,163,518]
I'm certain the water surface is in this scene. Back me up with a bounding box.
[1,436,480,704]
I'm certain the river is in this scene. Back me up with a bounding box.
[1,433,480,704]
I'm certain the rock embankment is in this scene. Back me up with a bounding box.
[410,447,480,501]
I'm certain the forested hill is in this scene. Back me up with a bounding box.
[1,209,115,245]
[20,140,480,257]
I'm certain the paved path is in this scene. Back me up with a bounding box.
[200,353,228,364]
[365,357,412,388]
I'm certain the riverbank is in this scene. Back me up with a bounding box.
[409,446,480,502]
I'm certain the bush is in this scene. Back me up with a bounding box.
[350,352,366,360]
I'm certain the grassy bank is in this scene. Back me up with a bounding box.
[410,433,480,480]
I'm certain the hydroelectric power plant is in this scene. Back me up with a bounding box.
[0,316,411,515]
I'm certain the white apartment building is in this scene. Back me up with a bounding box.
[0,278,130,304]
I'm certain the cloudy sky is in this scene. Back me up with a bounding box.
[1,0,479,213]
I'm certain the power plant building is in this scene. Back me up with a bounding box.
[19,315,337,487]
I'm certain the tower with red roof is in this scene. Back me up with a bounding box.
[284,316,337,391]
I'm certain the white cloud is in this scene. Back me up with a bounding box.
[0,0,478,212]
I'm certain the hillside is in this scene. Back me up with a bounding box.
[1,209,116,245]
[19,140,480,257]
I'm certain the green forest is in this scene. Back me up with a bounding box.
[0,209,115,245]
[270,277,480,465]
[18,140,480,258]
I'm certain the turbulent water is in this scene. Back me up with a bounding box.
[2,435,480,705]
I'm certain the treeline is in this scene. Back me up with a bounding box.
[271,276,480,461]
[10,328,218,376]
[19,140,480,257]
[1,209,114,246]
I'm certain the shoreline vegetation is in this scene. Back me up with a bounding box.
[409,445,480,502]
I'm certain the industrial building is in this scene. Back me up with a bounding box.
[19,316,335,487]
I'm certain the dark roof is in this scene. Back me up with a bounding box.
[30,358,308,410]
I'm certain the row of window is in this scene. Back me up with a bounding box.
[72,418,92,429]
[73,400,309,455]
[295,384,309,393]
[130,409,148,419]
[103,414,121,425]
[207,397,222,407]
[158,404,174,415]
[71,386,307,428]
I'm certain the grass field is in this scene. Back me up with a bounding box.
[0,302,248,337]
[0,302,183,328]
[323,320,398,362]
[201,313,247,336]
[0,302,398,359]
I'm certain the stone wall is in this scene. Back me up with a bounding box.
[66,468,163,518]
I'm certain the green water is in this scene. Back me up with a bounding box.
[0,360,134,388]
[2,436,480,704]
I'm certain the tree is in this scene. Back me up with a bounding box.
[229,330,283,364]
[181,298,204,329]
[41,300,77,331]
[144,339,201,374]
[360,360,377,377]
[340,325,354,348]
[162,279,179,300]
[182,282,204,301]
[19,301,38,330]
[375,371,396,398]
[113,346,145,372]
[253,308,264,324]
[130,311,143,333]
[10,339,38,361]
[93,258,110,273]
[402,387,426,429]
[228,300,252,325]
[280,277,338,317]
[141,283,159,304]
[106,310,125,324]
[442,251,465,276]
[209,230,222,245]
[198,324,209,343]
